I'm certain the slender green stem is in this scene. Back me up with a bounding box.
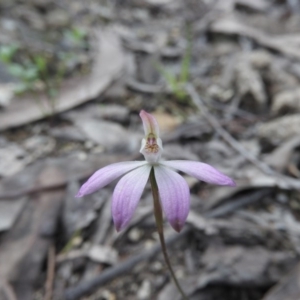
[149,168,188,300]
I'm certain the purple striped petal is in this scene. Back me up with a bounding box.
[160,160,236,186]
[112,164,151,231]
[76,161,147,197]
[154,165,190,232]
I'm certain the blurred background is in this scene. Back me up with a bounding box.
[0,0,300,299]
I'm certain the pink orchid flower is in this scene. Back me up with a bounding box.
[76,110,235,232]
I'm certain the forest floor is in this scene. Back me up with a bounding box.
[1,0,300,299]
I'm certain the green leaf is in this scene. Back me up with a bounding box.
[23,66,39,81]
[8,64,25,78]
[34,55,47,72]
[0,45,18,63]
[64,27,86,46]
[14,82,32,94]
[179,29,192,84]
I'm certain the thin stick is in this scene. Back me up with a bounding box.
[186,83,273,174]
[150,168,188,300]
[65,228,190,300]
[186,83,300,190]
[44,244,56,300]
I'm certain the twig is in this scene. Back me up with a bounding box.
[204,188,272,218]
[186,83,273,174]
[44,245,56,300]
[186,83,300,190]
[64,227,190,300]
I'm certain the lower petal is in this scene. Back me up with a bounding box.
[112,164,151,231]
[154,165,190,232]
[160,160,235,186]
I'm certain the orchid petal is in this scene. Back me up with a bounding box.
[76,161,147,197]
[112,164,151,231]
[160,160,236,186]
[154,165,190,232]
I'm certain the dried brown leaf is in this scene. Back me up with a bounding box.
[272,88,300,114]
[264,136,300,172]
[235,54,267,108]
[0,190,64,299]
[210,17,300,60]
[257,114,300,144]
[0,198,26,232]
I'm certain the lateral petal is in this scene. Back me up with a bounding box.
[112,164,151,231]
[154,165,190,232]
[76,161,147,197]
[160,160,236,186]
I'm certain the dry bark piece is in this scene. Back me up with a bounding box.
[0,29,125,131]
[248,50,272,69]
[235,53,267,110]
[257,114,300,144]
[272,88,300,114]
[264,136,300,172]
[266,61,299,95]
[159,245,297,300]
[0,143,27,177]
[262,263,300,300]
[0,198,26,232]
